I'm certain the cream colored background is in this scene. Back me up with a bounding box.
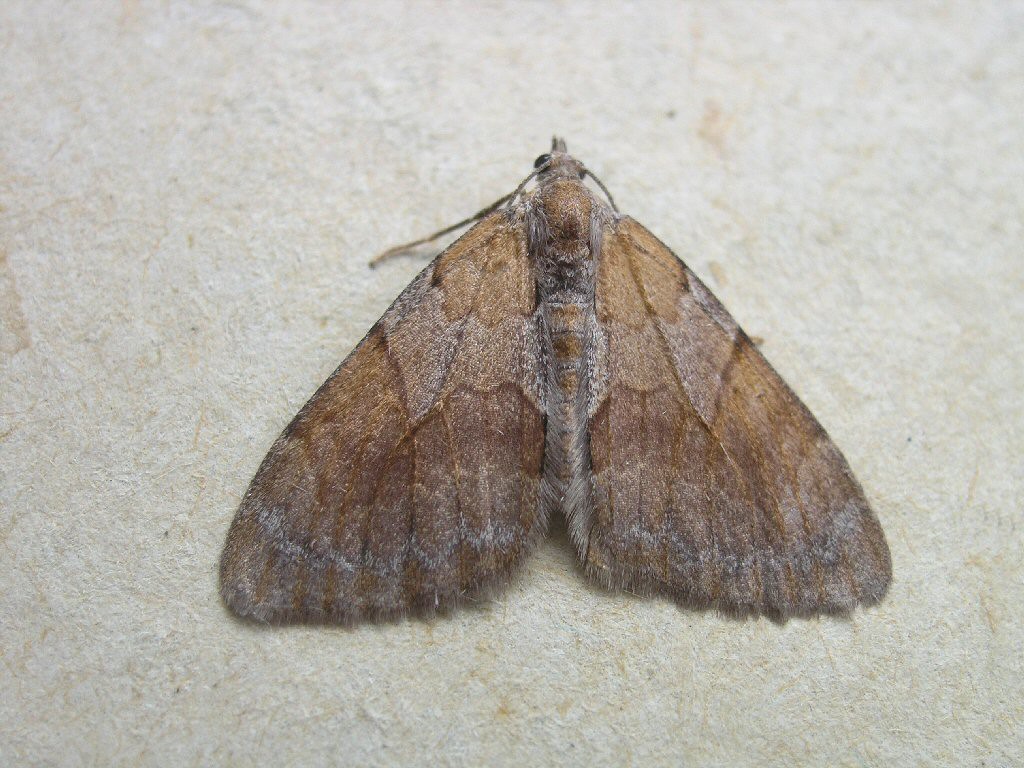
[2,2,1021,766]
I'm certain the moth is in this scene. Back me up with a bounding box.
[220,138,891,624]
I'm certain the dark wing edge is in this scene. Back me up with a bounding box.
[582,217,891,620]
[219,212,547,624]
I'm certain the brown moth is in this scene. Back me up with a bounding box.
[220,138,891,624]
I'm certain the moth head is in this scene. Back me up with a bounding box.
[534,137,584,180]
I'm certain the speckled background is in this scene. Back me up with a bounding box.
[2,2,1021,765]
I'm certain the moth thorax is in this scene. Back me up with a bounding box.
[538,180,593,253]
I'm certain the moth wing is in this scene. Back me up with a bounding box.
[220,213,546,623]
[584,218,891,618]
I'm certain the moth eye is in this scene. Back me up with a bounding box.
[533,153,551,169]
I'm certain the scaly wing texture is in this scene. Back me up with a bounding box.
[584,218,891,619]
[220,213,546,623]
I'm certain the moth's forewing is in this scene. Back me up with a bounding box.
[583,219,891,618]
[220,214,547,623]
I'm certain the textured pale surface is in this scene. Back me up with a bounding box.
[1,2,1021,765]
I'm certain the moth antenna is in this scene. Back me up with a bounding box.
[370,165,546,267]
[369,189,515,267]
[581,166,619,212]
[507,166,544,204]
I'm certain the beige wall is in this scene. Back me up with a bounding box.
[1,2,1020,765]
